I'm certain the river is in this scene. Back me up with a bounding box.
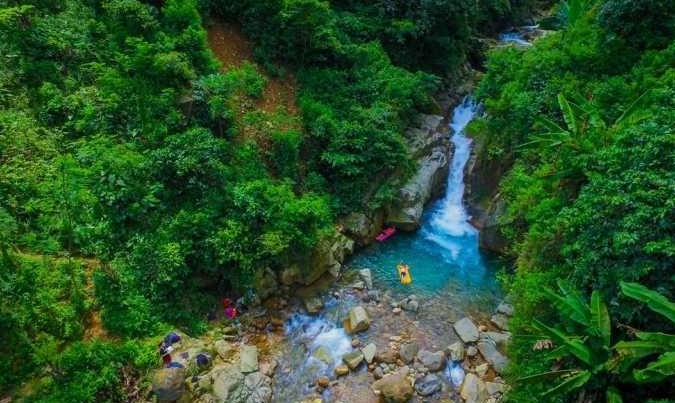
[271,96,503,402]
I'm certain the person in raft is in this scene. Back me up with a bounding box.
[400,266,408,280]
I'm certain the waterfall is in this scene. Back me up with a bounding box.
[424,96,480,261]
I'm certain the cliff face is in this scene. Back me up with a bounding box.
[464,142,511,254]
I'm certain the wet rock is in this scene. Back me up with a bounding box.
[358,269,373,290]
[335,364,349,376]
[312,345,333,365]
[259,358,278,377]
[362,343,377,364]
[373,366,384,379]
[475,363,489,377]
[344,306,371,334]
[481,331,511,348]
[460,373,488,403]
[496,302,514,316]
[404,299,419,313]
[152,367,186,402]
[377,349,398,364]
[453,317,479,343]
[367,290,380,302]
[414,373,442,396]
[486,381,506,395]
[351,280,366,290]
[240,345,259,373]
[392,307,402,314]
[371,367,414,403]
[211,364,245,402]
[316,376,330,388]
[447,342,465,361]
[343,351,365,370]
[351,337,361,348]
[417,350,446,372]
[303,296,324,315]
[214,340,235,361]
[244,372,272,402]
[399,342,419,364]
[466,345,478,357]
[490,313,509,330]
[477,341,508,374]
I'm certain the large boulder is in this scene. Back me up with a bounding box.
[417,350,446,372]
[152,367,186,402]
[342,350,364,370]
[414,373,442,396]
[344,306,370,334]
[341,211,384,246]
[453,317,480,343]
[387,115,449,231]
[279,231,354,286]
[460,373,489,403]
[371,367,414,403]
[244,372,272,403]
[477,340,508,374]
[399,342,419,364]
[210,364,246,402]
[240,345,259,373]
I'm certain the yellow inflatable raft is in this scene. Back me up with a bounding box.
[397,264,412,284]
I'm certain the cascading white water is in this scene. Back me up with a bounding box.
[430,96,479,238]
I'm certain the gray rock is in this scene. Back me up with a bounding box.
[486,381,506,396]
[344,306,370,334]
[460,373,489,403]
[454,317,480,343]
[490,314,509,330]
[414,373,442,396]
[466,346,478,357]
[312,346,333,365]
[303,296,324,315]
[152,367,186,402]
[496,302,514,316]
[481,331,511,348]
[404,299,419,313]
[417,350,446,372]
[351,280,366,290]
[335,364,349,376]
[371,367,413,403]
[362,343,377,364]
[244,372,272,403]
[477,341,508,374]
[211,364,246,402]
[358,269,373,290]
[342,351,364,370]
[475,363,489,377]
[447,342,465,362]
[399,342,419,364]
[373,366,384,379]
[367,290,380,302]
[240,345,259,373]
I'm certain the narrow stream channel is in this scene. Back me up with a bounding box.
[272,96,503,402]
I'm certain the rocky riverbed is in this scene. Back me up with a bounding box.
[148,268,512,403]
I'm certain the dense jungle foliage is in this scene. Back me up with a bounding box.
[472,0,674,401]
[0,0,538,399]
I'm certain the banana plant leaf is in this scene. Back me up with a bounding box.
[606,386,623,403]
[590,290,611,347]
[541,369,592,397]
[620,282,675,323]
[633,352,675,383]
[534,318,592,366]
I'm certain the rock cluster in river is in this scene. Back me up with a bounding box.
[146,266,514,403]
